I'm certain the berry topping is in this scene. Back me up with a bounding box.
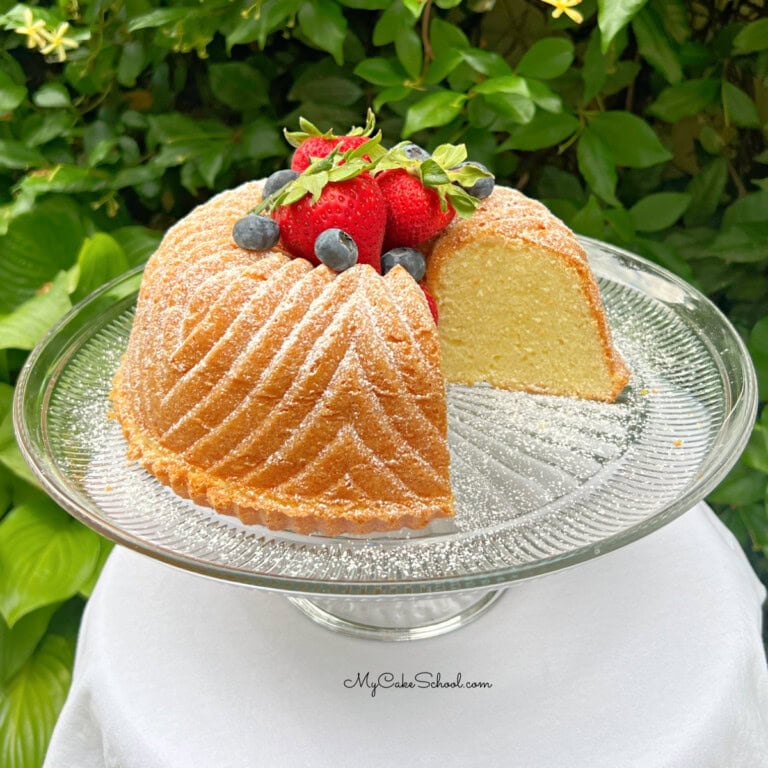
[402,143,430,161]
[451,161,495,199]
[232,214,280,251]
[254,140,387,271]
[381,247,426,282]
[421,286,439,324]
[263,169,300,199]
[315,228,358,272]
[284,110,378,172]
[372,142,495,250]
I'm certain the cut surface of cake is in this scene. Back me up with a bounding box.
[425,186,630,402]
[111,182,454,535]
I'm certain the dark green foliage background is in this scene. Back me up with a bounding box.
[0,1,766,764]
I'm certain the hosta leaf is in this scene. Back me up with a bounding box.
[628,192,691,232]
[598,0,649,51]
[0,272,72,352]
[0,500,101,627]
[0,634,73,768]
[588,111,672,168]
[0,606,57,685]
[577,128,620,206]
[0,384,37,486]
[517,37,574,80]
[111,227,162,268]
[72,234,130,303]
[402,90,466,137]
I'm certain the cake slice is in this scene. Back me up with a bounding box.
[425,186,630,402]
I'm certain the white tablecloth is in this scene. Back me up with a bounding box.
[45,503,768,768]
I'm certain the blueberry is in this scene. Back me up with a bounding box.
[263,169,299,199]
[402,143,430,161]
[381,247,426,282]
[314,228,358,271]
[232,214,280,251]
[452,161,496,199]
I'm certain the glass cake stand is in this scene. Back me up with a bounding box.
[14,238,757,641]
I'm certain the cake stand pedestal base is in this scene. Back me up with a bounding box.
[287,590,503,641]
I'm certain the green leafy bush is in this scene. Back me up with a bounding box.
[0,0,766,764]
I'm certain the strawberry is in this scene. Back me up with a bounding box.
[376,169,455,250]
[373,142,496,250]
[255,142,387,271]
[421,286,439,324]
[273,174,386,270]
[285,110,377,172]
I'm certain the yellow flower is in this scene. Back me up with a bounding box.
[13,7,47,49]
[40,22,79,62]
[540,0,584,24]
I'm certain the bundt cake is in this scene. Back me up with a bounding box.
[425,187,630,402]
[111,181,453,535]
[111,126,630,535]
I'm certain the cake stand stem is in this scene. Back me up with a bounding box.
[286,589,504,641]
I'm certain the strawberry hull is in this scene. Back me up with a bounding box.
[273,175,387,272]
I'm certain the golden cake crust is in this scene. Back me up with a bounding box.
[425,186,630,402]
[111,181,454,535]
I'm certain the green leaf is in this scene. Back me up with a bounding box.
[402,91,466,137]
[684,156,727,227]
[0,634,73,768]
[429,16,469,51]
[297,0,348,65]
[373,1,412,45]
[0,272,72,352]
[110,227,161,268]
[354,57,406,86]
[32,83,71,109]
[501,111,579,151]
[460,49,512,77]
[743,409,768,474]
[0,140,45,170]
[482,93,535,124]
[749,318,768,400]
[425,49,464,85]
[0,500,101,627]
[628,192,691,232]
[0,385,37,487]
[127,7,190,31]
[571,195,607,240]
[517,37,574,80]
[598,0,649,51]
[473,75,529,96]
[632,7,682,84]
[72,234,130,303]
[709,462,767,505]
[78,538,113,598]
[647,78,720,122]
[709,224,768,263]
[394,25,422,80]
[236,118,285,161]
[117,40,146,87]
[0,606,57,685]
[525,79,562,112]
[577,128,620,206]
[733,18,768,54]
[722,191,768,228]
[209,63,270,111]
[722,82,761,129]
[582,30,609,105]
[588,111,672,167]
[0,72,26,113]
